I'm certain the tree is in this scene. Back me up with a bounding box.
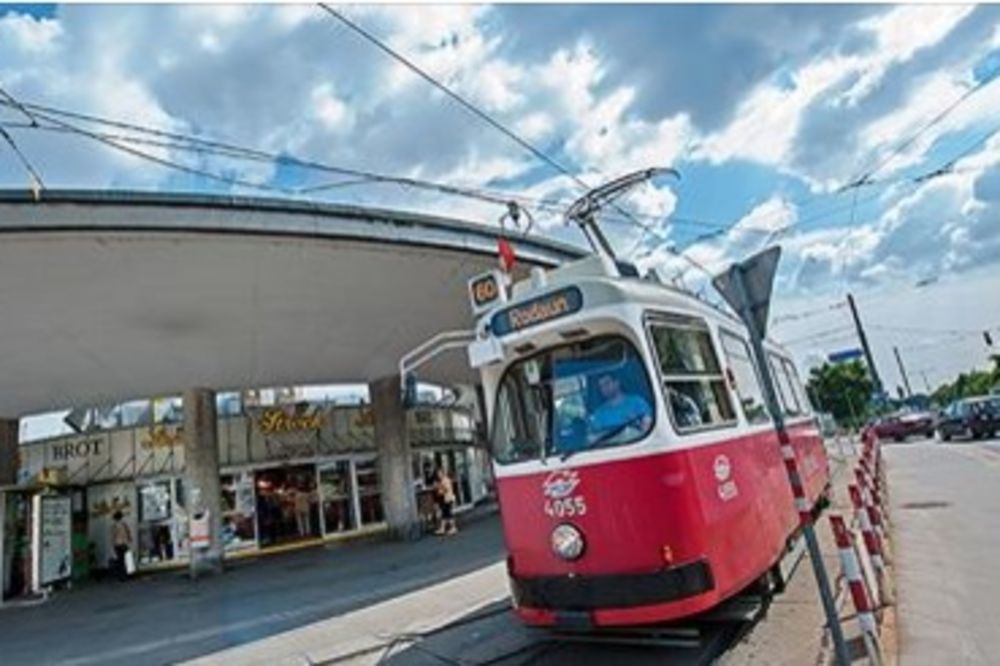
[931,362,1000,405]
[806,360,874,428]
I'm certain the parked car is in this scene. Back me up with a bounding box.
[868,411,936,442]
[935,396,1000,441]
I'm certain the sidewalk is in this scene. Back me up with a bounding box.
[721,446,884,666]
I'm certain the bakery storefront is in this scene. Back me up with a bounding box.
[15,402,488,573]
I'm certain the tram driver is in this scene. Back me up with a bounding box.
[588,370,653,442]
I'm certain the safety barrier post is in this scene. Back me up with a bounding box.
[849,484,890,603]
[830,514,884,666]
[855,469,890,563]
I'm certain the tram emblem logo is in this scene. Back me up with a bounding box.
[713,455,732,482]
[542,470,580,499]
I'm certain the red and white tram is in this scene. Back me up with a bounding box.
[467,254,830,628]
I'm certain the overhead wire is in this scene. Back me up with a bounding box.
[0,99,733,234]
[771,300,847,326]
[778,325,856,347]
[0,125,46,192]
[841,70,1000,191]
[670,63,1000,283]
[0,86,46,192]
[316,3,717,283]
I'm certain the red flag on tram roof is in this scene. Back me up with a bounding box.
[498,236,516,273]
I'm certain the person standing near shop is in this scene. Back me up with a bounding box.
[110,511,132,581]
[293,482,314,538]
[433,467,458,536]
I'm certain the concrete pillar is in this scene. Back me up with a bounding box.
[369,375,420,540]
[0,418,18,486]
[183,388,223,577]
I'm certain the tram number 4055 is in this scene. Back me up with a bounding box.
[544,496,587,518]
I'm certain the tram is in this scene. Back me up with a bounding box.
[466,251,830,628]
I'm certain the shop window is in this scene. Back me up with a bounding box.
[355,458,384,525]
[216,392,243,418]
[152,398,183,425]
[720,331,771,425]
[137,480,175,565]
[648,315,736,431]
[220,473,257,551]
[254,465,319,547]
[319,461,355,535]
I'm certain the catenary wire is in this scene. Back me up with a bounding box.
[0,101,733,233]
[316,4,716,281]
[0,125,46,190]
[842,71,1000,190]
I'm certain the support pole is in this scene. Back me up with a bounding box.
[370,375,421,541]
[0,418,16,604]
[183,388,223,578]
[0,418,18,486]
[847,293,884,398]
[893,346,913,399]
[732,270,852,666]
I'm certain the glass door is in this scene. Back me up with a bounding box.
[319,461,356,535]
[354,458,384,526]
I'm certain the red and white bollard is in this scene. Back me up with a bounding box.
[830,513,884,666]
[849,483,890,602]
[856,468,889,544]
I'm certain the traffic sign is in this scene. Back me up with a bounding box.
[828,348,864,364]
[712,246,781,338]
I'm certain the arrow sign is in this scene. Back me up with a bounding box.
[712,246,782,338]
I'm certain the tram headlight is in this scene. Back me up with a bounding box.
[550,523,585,561]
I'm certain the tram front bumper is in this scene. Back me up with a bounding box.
[508,558,714,626]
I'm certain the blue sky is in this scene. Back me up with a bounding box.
[1,3,1000,394]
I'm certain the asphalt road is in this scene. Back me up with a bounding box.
[0,510,506,666]
[884,435,1000,665]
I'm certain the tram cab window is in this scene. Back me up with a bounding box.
[648,315,736,431]
[719,331,771,425]
[491,335,655,464]
[768,353,802,417]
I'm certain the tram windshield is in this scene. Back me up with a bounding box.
[491,335,655,464]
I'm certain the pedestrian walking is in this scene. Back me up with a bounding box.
[110,511,132,581]
[433,467,458,536]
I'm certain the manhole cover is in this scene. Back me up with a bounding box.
[901,501,951,510]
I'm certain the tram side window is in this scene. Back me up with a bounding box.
[768,353,802,417]
[719,332,771,425]
[649,316,736,431]
[782,357,812,416]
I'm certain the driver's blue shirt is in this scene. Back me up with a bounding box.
[589,395,652,434]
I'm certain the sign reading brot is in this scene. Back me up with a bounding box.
[490,287,583,337]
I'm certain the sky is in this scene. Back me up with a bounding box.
[2,3,1000,417]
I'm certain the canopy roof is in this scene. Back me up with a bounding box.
[0,190,582,416]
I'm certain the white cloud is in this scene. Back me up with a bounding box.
[0,11,62,54]
[694,4,976,187]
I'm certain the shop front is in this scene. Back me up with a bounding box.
[15,401,488,575]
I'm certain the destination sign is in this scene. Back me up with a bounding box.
[490,287,583,337]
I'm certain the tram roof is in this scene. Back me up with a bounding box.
[486,255,793,355]
[0,190,584,417]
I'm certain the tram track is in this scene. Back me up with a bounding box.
[371,587,775,666]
